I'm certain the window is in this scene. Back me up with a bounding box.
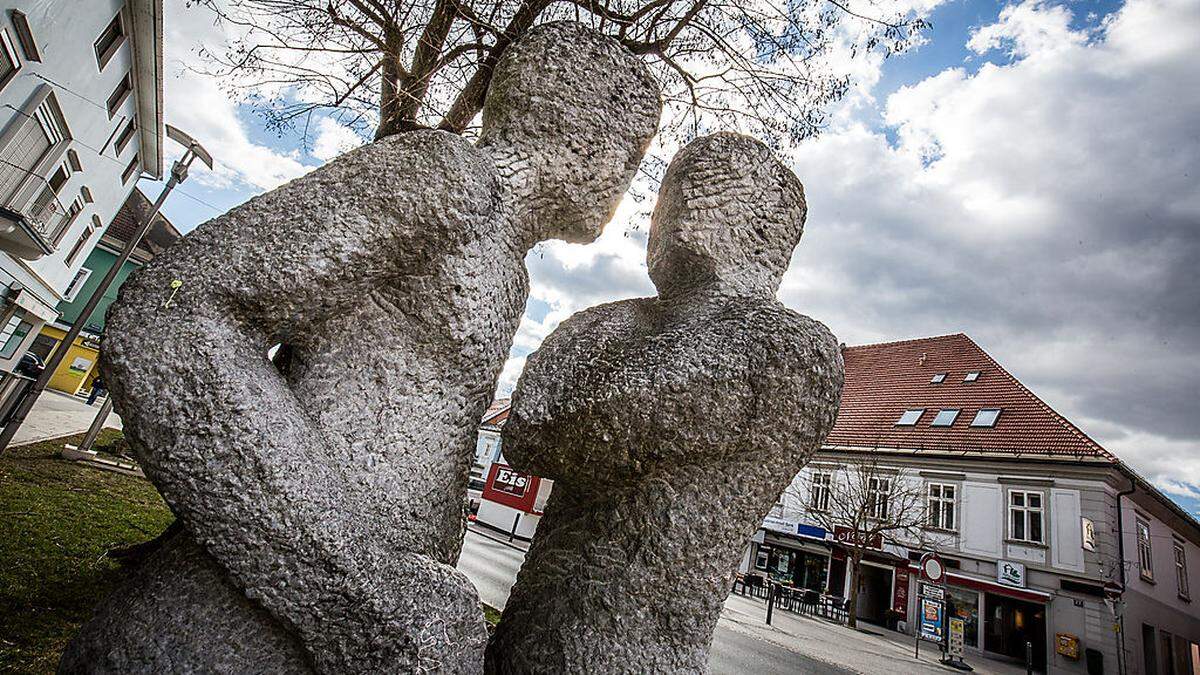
[0,28,20,93]
[896,409,924,426]
[1009,490,1044,544]
[971,409,1001,427]
[964,371,981,382]
[67,149,82,172]
[64,215,97,266]
[114,120,136,155]
[810,472,832,512]
[94,11,126,70]
[755,546,770,570]
[931,409,960,427]
[63,267,93,302]
[122,154,140,184]
[1174,540,1190,599]
[107,74,133,118]
[930,373,946,384]
[0,89,69,212]
[928,483,957,530]
[8,10,39,62]
[80,186,93,204]
[0,319,32,359]
[868,477,891,520]
[1137,519,1154,581]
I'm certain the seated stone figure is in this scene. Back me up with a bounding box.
[486,133,844,673]
[60,23,660,674]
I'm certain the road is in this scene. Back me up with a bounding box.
[457,528,851,675]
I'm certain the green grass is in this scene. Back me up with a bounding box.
[0,431,172,674]
[483,603,502,629]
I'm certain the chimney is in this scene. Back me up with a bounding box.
[919,352,928,365]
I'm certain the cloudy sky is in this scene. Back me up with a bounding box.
[147,0,1200,514]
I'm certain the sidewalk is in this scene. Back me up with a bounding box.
[8,390,122,447]
[720,594,1027,675]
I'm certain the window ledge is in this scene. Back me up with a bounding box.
[925,527,959,535]
[1005,539,1048,549]
[1139,575,1156,585]
[1178,594,1190,603]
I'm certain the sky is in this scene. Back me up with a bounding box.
[145,0,1200,515]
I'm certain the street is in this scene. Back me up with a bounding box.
[457,528,852,674]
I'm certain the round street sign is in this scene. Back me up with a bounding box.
[920,553,945,583]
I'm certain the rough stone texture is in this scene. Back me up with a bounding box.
[485,133,845,673]
[60,22,660,674]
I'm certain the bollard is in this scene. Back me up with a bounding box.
[765,582,775,626]
[1026,640,1033,675]
[509,513,521,542]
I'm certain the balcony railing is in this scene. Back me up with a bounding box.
[4,171,68,240]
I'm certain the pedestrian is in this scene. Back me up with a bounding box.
[87,376,105,406]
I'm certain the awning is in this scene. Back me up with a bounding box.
[908,564,1052,604]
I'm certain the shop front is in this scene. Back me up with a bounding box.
[753,536,830,591]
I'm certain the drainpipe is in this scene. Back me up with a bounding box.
[1114,473,1136,675]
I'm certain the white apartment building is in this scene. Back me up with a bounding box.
[0,0,163,380]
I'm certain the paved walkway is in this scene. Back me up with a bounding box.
[9,389,121,446]
[722,594,1028,675]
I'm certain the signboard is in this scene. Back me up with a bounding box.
[1081,518,1096,552]
[920,553,945,583]
[919,597,944,642]
[997,559,1027,588]
[892,568,910,620]
[948,617,965,657]
[919,583,945,601]
[480,464,543,513]
[797,523,828,540]
[69,356,92,373]
[1055,633,1080,660]
[833,525,883,549]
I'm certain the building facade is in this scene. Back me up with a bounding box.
[32,188,177,396]
[0,0,163,390]
[741,334,1199,674]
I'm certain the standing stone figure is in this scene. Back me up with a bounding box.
[486,133,844,673]
[60,23,660,674]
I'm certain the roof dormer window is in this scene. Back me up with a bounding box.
[930,373,947,384]
[971,409,1001,427]
[896,409,924,426]
[931,409,959,427]
[963,371,981,382]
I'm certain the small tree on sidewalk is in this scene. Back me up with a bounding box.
[789,453,930,628]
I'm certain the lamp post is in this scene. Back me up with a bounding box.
[0,125,212,453]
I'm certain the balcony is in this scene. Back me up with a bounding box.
[0,173,68,260]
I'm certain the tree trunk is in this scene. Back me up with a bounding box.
[847,550,862,629]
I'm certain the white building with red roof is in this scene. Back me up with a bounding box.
[747,333,1199,675]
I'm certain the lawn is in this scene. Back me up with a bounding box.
[0,431,172,674]
[0,431,502,673]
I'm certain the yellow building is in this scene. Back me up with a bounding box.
[38,324,101,395]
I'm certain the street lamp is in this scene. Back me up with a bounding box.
[0,125,213,452]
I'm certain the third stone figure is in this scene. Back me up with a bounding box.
[487,132,845,673]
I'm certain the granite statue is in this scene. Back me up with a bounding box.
[60,22,660,674]
[486,132,844,673]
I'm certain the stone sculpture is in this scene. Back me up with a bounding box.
[60,22,660,674]
[485,133,844,673]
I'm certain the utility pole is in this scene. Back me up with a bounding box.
[0,126,212,453]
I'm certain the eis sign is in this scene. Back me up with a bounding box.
[482,463,543,514]
[493,466,531,498]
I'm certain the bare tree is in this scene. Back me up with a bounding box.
[190,0,929,145]
[789,454,930,628]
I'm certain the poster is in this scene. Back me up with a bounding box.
[919,597,944,642]
[948,617,965,657]
[892,568,910,620]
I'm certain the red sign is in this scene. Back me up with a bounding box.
[833,525,883,549]
[481,464,542,513]
[892,567,910,620]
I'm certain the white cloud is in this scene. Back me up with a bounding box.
[311,118,366,162]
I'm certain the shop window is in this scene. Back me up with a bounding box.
[928,483,957,531]
[945,586,979,647]
[810,471,832,512]
[868,477,891,520]
[754,546,770,571]
[0,320,32,359]
[1008,490,1044,544]
[1173,539,1187,598]
[1137,518,1154,582]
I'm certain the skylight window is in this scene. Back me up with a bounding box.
[964,371,981,382]
[930,373,946,384]
[931,409,960,427]
[895,409,924,426]
[971,409,1001,427]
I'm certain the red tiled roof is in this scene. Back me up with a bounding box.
[825,333,1115,461]
[482,398,511,427]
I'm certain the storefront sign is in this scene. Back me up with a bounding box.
[948,617,965,657]
[1055,633,1080,659]
[1081,518,1096,552]
[919,583,945,601]
[833,525,882,549]
[996,559,1027,588]
[797,523,827,540]
[481,464,543,513]
[919,597,944,642]
[492,466,531,497]
[892,568,910,620]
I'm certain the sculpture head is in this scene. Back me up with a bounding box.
[647,133,807,298]
[479,22,661,244]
